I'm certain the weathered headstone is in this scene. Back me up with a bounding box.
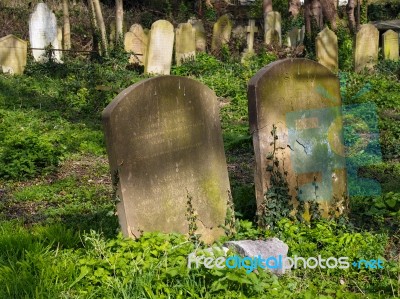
[29,3,62,62]
[264,11,281,46]
[0,35,28,75]
[316,27,338,73]
[144,20,174,75]
[299,25,305,44]
[188,18,206,52]
[354,24,379,73]
[382,29,399,61]
[175,23,196,66]
[287,27,299,48]
[211,14,233,53]
[124,24,148,65]
[102,76,230,244]
[248,59,347,218]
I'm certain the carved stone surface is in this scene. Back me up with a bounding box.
[103,76,230,244]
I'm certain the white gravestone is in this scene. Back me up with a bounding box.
[145,20,174,75]
[29,3,62,63]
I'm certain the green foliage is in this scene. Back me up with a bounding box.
[186,192,201,245]
[368,3,400,21]
[247,0,263,19]
[337,25,354,71]
[0,110,63,179]
[340,71,400,160]
[257,125,293,230]
[366,192,400,218]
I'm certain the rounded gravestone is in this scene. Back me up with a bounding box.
[248,58,347,218]
[103,76,230,244]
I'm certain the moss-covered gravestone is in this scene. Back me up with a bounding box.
[354,24,379,73]
[264,11,281,46]
[124,24,148,65]
[316,27,338,73]
[188,18,206,52]
[248,59,347,218]
[145,20,174,75]
[383,30,399,62]
[103,76,230,243]
[0,35,27,74]
[211,14,232,53]
[175,23,196,66]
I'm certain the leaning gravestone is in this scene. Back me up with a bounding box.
[316,27,338,73]
[264,11,281,46]
[145,20,174,75]
[382,29,399,61]
[29,3,62,62]
[124,24,148,65]
[248,59,347,218]
[211,14,233,53]
[0,35,28,75]
[175,23,196,66]
[188,18,206,52]
[354,24,379,73]
[103,76,230,244]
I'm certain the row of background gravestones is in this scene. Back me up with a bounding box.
[102,58,381,244]
[0,2,399,75]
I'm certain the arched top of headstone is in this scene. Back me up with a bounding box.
[129,24,144,33]
[249,58,339,101]
[103,76,217,117]
[151,19,174,31]
[383,29,398,36]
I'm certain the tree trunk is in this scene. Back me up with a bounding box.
[310,0,323,29]
[92,0,108,55]
[88,0,97,29]
[305,0,323,34]
[115,0,123,45]
[347,0,356,34]
[320,0,337,30]
[263,0,273,17]
[62,0,71,50]
[289,0,301,18]
[304,0,312,35]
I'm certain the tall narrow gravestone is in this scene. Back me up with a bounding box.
[175,23,196,66]
[316,27,338,73]
[29,3,62,62]
[211,14,232,53]
[189,19,206,52]
[124,24,148,65]
[354,24,379,73]
[248,59,347,218]
[145,20,174,75]
[103,76,230,244]
[0,35,28,75]
[383,30,399,61]
[287,27,300,48]
[264,11,281,46]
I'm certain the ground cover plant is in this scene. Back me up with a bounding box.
[0,51,399,298]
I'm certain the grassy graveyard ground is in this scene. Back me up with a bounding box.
[0,52,399,298]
